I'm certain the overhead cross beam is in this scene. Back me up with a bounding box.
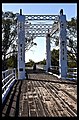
[24,14,59,38]
[25,23,59,37]
[25,15,59,21]
[25,23,53,37]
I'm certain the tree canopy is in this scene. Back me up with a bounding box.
[2,11,37,70]
[51,17,77,62]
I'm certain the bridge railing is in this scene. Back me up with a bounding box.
[44,65,77,80]
[36,65,45,70]
[36,65,59,73]
[50,66,77,80]
[35,65,77,80]
[50,66,59,74]
[66,68,77,80]
[2,68,16,103]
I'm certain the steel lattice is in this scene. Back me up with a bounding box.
[17,15,59,38]
[25,23,53,37]
[25,23,59,37]
[25,15,59,21]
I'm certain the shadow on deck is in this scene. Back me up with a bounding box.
[2,80,22,117]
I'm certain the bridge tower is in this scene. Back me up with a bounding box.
[17,9,25,80]
[59,9,67,79]
[46,29,51,72]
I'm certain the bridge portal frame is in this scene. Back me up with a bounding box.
[17,9,67,80]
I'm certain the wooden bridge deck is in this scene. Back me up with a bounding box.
[2,69,77,117]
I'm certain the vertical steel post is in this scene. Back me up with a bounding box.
[46,30,51,72]
[13,68,16,80]
[17,9,25,80]
[59,9,67,79]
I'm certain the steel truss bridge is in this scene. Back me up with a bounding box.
[2,9,77,117]
[17,9,77,80]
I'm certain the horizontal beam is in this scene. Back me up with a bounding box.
[66,78,77,80]
[25,33,47,37]
[25,15,59,21]
[2,76,15,90]
[2,79,16,103]
[68,68,77,70]
[25,24,53,33]
[25,23,59,37]
[2,73,14,83]
[25,23,53,29]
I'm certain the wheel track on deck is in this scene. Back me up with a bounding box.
[35,80,64,116]
[31,81,47,117]
[33,80,54,116]
[39,81,77,117]
[47,82,77,113]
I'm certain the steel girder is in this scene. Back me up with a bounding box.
[24,15,59,38]
[25,23,53,37]
[25,15,59,21]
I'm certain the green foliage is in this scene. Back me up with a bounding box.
[51,17,77,62]
[2,19,11,54]
[38,59,46,65]
[2,11,37,70]
[68,61,77,68]
[25,59,35,67]
[51,49,59,66]
[2,11,17,55]
[67,17,77,30]
[37,48,77,68]
[2,11,17,70]
[67,53,77,68]
[6,55,17,69]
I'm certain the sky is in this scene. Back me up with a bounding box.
[2,3,77,63]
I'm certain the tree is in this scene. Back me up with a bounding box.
[51,49,59,66]
[2,11,17,70]
[25,59,35,67]
[67,17,77,62]
[2,11,37,70]
[2,19,12,70]
[39,59,46,65]
[51,17,77,63]
[6,55,17,68]
[37,48,76,69]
